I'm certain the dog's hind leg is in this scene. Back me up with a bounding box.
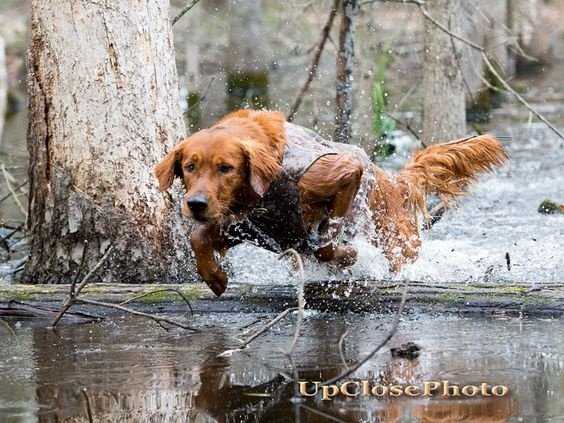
[369,168,422,273]
[298,154,364,266]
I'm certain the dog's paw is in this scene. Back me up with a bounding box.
[333,245,358,267]
[203,270,228,297]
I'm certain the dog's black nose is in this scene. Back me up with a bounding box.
[187,195,208,214]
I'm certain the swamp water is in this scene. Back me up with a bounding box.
[1,312,564,422]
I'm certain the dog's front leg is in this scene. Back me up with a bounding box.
[190,224,228,297]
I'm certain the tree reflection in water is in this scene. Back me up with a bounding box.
[19,315,520,423]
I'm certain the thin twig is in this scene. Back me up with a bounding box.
[119,288,194,316]
[287,0,341,121]
[1,164,27,216]
[285,350,302,404]
[300,404,348,423]
[188,76,217,114]
[219,307,299,357]
[9,300,101,321]
[482,52,564,142]
[279,249,305,356]
[0,319,16,337]
[81,388,94,423]
[171,0,201,26]
[383,112,422,144]
[411,1,564,142]
[71,242,89,296]
[279,249,306,404]
[0,180,27,204]
[0,224,24,245]
[51,245,114,327]
[76,298,200,332]
[321,281,409,386]
[418,2,484,51]
[218,250,307,357]
[338,329,350,370]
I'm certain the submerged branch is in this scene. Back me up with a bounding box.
[51,245,114,327]
[120,288,194,316]
[219,307,299,357]
[321,281,409,386]
[75,298,199,332]
[50,245,198,332]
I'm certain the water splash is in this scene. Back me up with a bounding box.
[227,124,563,286]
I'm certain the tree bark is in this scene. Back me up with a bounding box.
[25,0,194,283]
[0,35,6,141]
[422,0,467,145]
[334,0,357,144]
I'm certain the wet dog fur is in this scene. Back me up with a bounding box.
[155,110,507,295]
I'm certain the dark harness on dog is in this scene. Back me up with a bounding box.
[224,123,341,253]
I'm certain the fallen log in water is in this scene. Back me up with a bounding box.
[1,280,564,317]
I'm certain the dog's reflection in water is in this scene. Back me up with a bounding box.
[33,327,514,423]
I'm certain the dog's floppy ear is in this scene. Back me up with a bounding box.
[154,144,183,192]
[239,138,282,197]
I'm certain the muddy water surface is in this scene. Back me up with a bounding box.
[1,312,563,422]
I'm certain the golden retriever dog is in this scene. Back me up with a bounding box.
[155,110,507,296]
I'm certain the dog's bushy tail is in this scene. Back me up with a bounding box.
[399,135,508,217]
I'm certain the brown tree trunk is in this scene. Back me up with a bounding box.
[422,0,467,145]
[25,0,194,283]
[335,0,357,144]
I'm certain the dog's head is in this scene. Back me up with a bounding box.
[154,111,286,224]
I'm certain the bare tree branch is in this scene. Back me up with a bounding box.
[413,1,564,142]
[0,319,15,337]
[51,245,114,327]
[50,245,199,332]
[75,298,199,331]
[481,52,564,142]
[219,307,299,357]
[361,0,564,143]
[383,112,423,145]
[288,0,341,121]
[1,163,27,216]
[172,0,201,27]
[0,180,27,205]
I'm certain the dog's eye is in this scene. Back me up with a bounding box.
[218,164,233,174]
[185,163,196,173]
